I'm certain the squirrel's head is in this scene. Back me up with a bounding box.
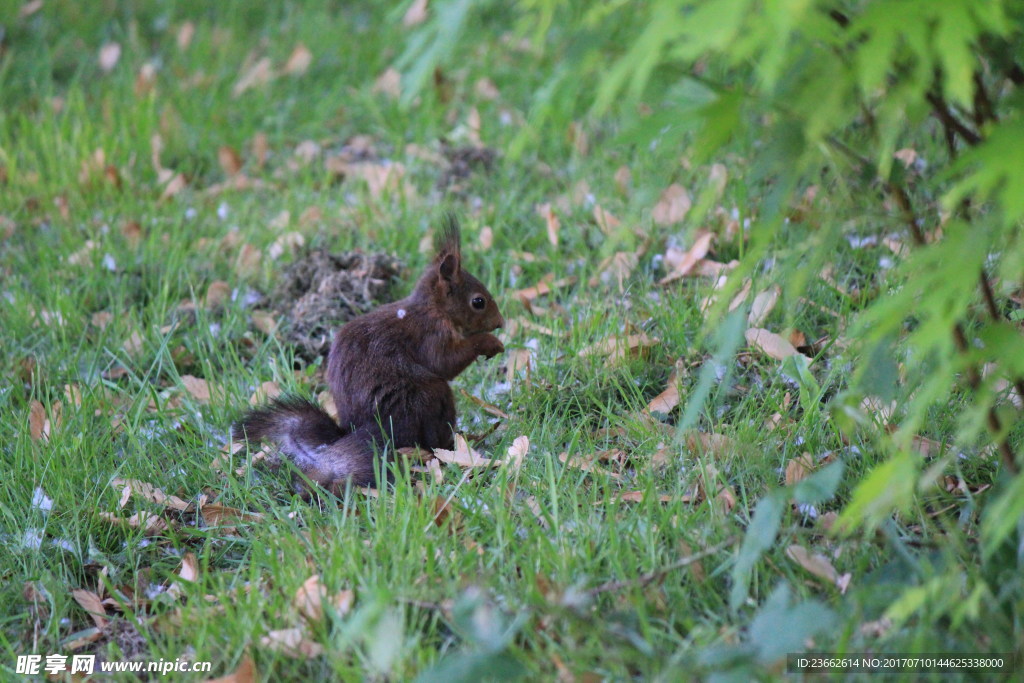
[421,214,504,335]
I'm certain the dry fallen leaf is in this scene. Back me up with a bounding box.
[72,589,108,629]
[29,400,48,442]
[505,435,530,471]
[592,205,620,234]
[652,184,692,225]
[235,244,262,278]
[373,68,402,99]
[786,545,851,594]
[176,21,196,51]
[514,275,576,303]
[579,332,659,364]
[218,146,243,177]
[268,232,305,260]
[204,280,231,309]
[181,375,213,403]
[748,285,781,327]
[505,348,533,383]
[249,381,281,406]
[647,360,685,415]
[745,327,803,361]
[261,628,323,659]
[233,57,274,97]
[540,203,560,247]
[203,655,256,683]
[111,478,189,511]
[178,552,199,582]
[432,435,495,468]
[294,575,326,622]
[785,453,815,486]
[659,231,714,284]
[98,510,168,535]
[283,43,313,76]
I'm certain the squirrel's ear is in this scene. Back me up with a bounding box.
[438,251,460,282]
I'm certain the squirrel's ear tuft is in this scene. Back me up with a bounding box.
[434,212,462,257]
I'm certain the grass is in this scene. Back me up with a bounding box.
[0,1,1017,680]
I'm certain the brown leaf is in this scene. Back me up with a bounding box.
[233,57,274,97]
[181,375,212,403]
[260,628,323,659]
[199,502,264,526]
[647,360,684,415]
[249,381,281,406]
[911,435,948,458]
[614,166,632,195]
[283,44,313,76]
[29,400,48,441]
[785,545,851,593]
[659,231,714,284]
[432,435,495,468]
[72,589,108,629]
[121,220,143,247]
[748,285,781,327]
[505,348,533,383]
[578,332,659,364]
[592,205,620,234]
[159,173,187,201]
[745,327,804,361]
[178,552,199,582]
[294,575,326,622]
[268,232,305,260]
[111,478,189,511]
[235,244,262,278]
[403,0,429,26]
[203,655,256,683]
[478,226,494,250]
[373,68,401,99]
[652,184,692,225]
[514,275,576,302]
[99,43,121,73]
[204,280,231,309]
[505,436,530,471]
[475,78,500,100]
[218,146,243,177]
[539,203,559,247]
[251,311,278,335]
[893,148,917,168]
[785,453,815,486]
[97,510,168,535]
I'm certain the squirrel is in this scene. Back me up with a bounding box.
[233,215,505,495]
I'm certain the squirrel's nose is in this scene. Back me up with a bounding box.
[494,314,505,329]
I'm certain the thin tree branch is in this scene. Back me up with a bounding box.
[925,91,982,146]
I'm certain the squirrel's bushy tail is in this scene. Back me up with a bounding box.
[233,396,377,492]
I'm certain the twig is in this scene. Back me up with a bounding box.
[587,537,737,596]
[925,91,981,146]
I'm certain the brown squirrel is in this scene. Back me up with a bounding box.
[234,215,505,494]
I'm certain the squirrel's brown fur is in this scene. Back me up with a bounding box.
[234,215,504,495]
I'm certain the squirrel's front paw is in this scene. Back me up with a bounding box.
[474,334,505,359]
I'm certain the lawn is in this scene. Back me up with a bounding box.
[1,1,1019,680]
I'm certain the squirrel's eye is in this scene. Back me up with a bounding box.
[471,296,486,310]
